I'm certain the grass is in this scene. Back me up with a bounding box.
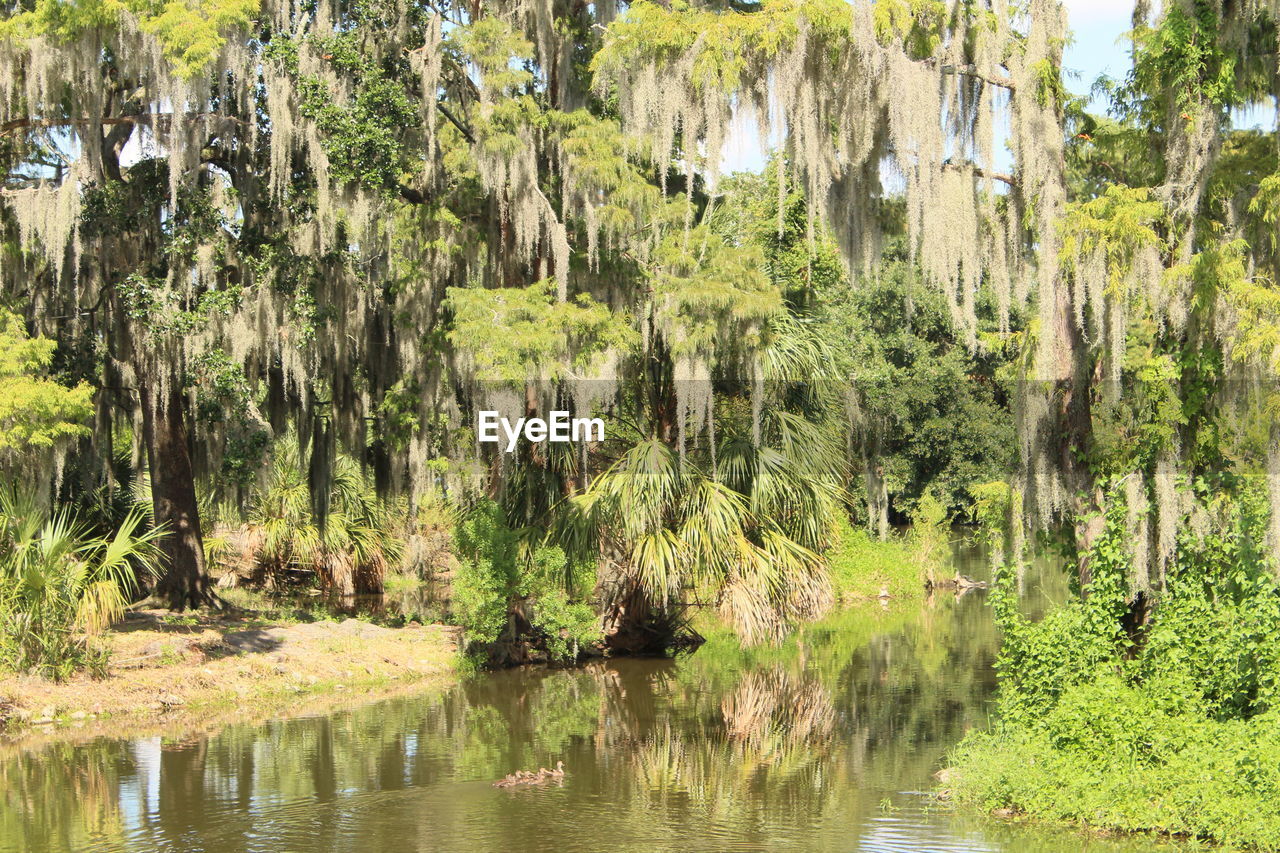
[383,572,424,595]
[0,609,459,741]
[214,587,338,625]
[825,522,929,601]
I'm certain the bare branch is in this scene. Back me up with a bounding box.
[435,101,475,144]
[937,62,1017,91]
[944,161,1017,187]
[397,183,432,204]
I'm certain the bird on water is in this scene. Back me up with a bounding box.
[493,760,565,788]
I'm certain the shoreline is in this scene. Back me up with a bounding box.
[0,610,460,748]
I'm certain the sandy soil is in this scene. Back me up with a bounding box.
[0,610,460,747]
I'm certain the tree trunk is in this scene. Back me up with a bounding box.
[141,383,217,610]
[1057,294,1101,590]
[861,429,889,540]
[594,546,692,654]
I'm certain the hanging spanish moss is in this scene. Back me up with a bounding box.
[3,0,1279,634]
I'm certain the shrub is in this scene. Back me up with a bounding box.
[0,487,163,680]
[452,500,600,662]
[239,435,401,594]
[949,680,1280,850]
[948,481,1280,849]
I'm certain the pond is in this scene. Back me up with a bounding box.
[1,547,1179,852]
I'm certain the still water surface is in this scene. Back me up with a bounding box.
[2,551,1178,852]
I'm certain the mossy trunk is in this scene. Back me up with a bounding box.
[142,383,217,610]
[594,552,700,655]
[860,428,889,540]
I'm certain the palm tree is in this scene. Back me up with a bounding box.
[0,487,164,679]
[547,313,849,647]
[240,435,401,595]
[557,416,844,647]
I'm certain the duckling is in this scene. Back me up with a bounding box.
[536,760,565,781]
[492,769,539,788]
[493,761,565,788]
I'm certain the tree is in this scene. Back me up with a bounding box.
[0,0,639,605]
[709,164,1016,534]
[595,0,1280,583]
[0,0,849,628]
[0,306,91,475]
[6,0,1274,643]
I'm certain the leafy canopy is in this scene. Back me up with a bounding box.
[0,308,92,469]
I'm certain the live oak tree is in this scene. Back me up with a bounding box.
[594,0,1280,593]
[4,0,1279,640]
[589,0,1092,554]
[0,0,645,608]
[939,6,1280,837]
[0,0,842,634]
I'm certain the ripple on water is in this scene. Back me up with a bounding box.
[2,555,1180,853]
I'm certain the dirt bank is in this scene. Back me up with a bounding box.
[0,610,460,747]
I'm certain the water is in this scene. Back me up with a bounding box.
[1,547,1177,852]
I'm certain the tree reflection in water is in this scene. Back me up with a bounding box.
[0,564,1177,853]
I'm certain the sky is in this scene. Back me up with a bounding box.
[1062,0,1134,99]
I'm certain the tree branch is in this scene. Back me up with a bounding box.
[937,62,1017,91]
[435,101,475,144]
[0,113,245,138]
[944,161,1016,187]
[1,116,139,137]
[397,183,432,204]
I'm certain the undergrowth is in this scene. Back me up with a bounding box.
[948,479,1280,850]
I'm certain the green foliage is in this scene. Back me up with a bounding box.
[823,494,951,600]
[557,428,840,644]
[118,272,239,337]
[245,434,401,593]
[651,224,783,365]
[707,168,1016,520]
[594,0,902,95]
[445,279,637,383]
[1128,2,1242,117]
[907,491,950,584]
[0,308,92,471]
[1136,483,1280,721]
[294,39,421,192]
[1252,173,1280,231]
[1228,225,1280,371]
[708,167,846,311]
[872,0,947,57]
[0,486,163,680]
[452,499,600,661]
[189,349,271,488]
[951,479,1280,848]
[989,484,1133,726]
[824,517,922,600]
[0,0,258,78]
[1064,110,1166,198]
[950,686,1280,850]
[1058,185,1164,289]
[819,257,1016,514]
[969,480,1013,540]
[450,503,514,644]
